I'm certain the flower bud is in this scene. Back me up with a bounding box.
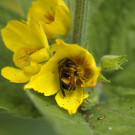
[101,55,127,72]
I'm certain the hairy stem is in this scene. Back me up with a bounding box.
[72,0,89,46]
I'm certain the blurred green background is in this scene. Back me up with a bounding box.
[0,0,135,135]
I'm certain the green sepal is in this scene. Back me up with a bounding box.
[101,55,127,72]
[81,89,99,111]
[53,34,63,39]
[98,73,110,83]
[83,41,88,50]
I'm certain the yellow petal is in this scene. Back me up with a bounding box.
[28,0,71,39]
[1,17,49,52]
[1,67,29,83]
[81,67,101,87]
[51,39,95,63]
[30,48,50,63]
[23,62,42,78]
[28,0,58,24]
[55,87,88,115]
[24,58,60,96]
[13,47,36,68]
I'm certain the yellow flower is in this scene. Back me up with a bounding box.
[25,39,101,114]
[28,0,71,39]
[1,17,49,83]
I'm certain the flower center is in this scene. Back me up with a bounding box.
[58,57,82,97]
[13,47,36,68]
[44,13,55,24]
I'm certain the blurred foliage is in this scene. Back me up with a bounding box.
[0,112,56,135]
[0,0,135,135]
[0,4,23,29]
[0,0,24,16]
[88,0,135,64]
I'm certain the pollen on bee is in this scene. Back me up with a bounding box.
[61,77,70,84]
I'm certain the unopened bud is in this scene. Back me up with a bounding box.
[101,55,127,72]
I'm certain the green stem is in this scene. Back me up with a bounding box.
[72,0,89,46]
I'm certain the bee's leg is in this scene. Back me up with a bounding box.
[69,80,76,91]
[61,87,66,97]
[60,81,66,97]
[72,79,76,90]
[72,84,76,90]
[68,85,72,91]
[59,76,66,97]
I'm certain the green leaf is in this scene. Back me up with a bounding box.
[86,98,135,135]
[83,84,135,135]
[0,79,41,118]
[0,5,40,118]
[26,90,92,135]
[0,113,57,135]
[103,85,135,99]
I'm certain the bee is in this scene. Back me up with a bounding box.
[58,58,78,97]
